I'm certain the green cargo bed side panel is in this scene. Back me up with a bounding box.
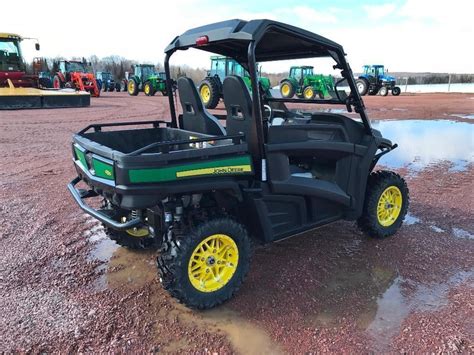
[129,155,253,183]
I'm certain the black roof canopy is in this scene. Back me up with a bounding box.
[165,19,345,62]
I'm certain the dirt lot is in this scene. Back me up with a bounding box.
[0,93,473,353]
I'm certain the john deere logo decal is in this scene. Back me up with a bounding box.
[176,165,252,178]
[104,169,112,176]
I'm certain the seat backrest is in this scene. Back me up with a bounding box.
[177,77,225,136]
[222,76,253,140]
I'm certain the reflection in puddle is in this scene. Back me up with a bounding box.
[430,225,445,233]
[372,120,473,171]
[403,213,420,225]
[450,113,474,120]
[452,227,474,240]
[368,270,473,351]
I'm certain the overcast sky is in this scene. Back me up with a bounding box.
[4,0,473,74]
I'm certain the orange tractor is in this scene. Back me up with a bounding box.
[52,59,100,97]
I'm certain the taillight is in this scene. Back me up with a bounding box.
[196,35,209,46]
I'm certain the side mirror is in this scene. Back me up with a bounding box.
[35,43,40,51]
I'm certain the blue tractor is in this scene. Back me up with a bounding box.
[355,65,401,96]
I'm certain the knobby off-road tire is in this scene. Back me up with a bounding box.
[356,79,369,95]
[199,78,220,109]
[157,218,252,309]
[358,170,409,238]
[392,86,401,96]
[105,226,158,250]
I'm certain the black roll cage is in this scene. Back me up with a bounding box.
[163,19,373,177]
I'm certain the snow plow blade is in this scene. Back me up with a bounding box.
[0,86,90,110]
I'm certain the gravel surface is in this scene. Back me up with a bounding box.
[0,92,472,353]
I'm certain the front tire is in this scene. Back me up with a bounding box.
[157,218,251,309]
[303,86,315,100]
[392,86,401,96]
[379,86,388,96]
[357,170,409,238]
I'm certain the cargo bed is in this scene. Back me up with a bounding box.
[70,120,253,210]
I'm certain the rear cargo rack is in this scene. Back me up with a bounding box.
[79,120,170,134]
[127,134,244,155]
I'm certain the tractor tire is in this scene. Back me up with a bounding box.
[115,83,121,92]
[38,77,52,89]
[368,88,378,96]
[103,84,108,92]
[105,225,157,250]
[356,79,369,96]
[357,170,409,239]
[109,85,115,92]
[378,86,388,96]
[280,80,295,98]
[144,81,156,96]
[303,86,315,100]
[127,79,139,96]
[52,75,63,89]
[157,217,251,309]
[392,87,401,96]
[199,78,219,109]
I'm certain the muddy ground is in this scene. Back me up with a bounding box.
[0,93,473,353]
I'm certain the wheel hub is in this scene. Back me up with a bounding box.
[377,186,402,227]
[188,234,239,293]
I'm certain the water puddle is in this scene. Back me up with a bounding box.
[430,225,445,233]
[450,113,474,120]
[372,120,474,172]
[367,270,473,351]
[452,227,474,240]
[403,213,420,225]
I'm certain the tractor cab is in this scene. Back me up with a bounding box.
[133,64,158,81]
[289,66,314,83]
[0,33,40,86]
[209,56,247,78]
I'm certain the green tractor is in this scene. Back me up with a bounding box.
[198,56,271,109]
[127,64,168,96]
[280,66,335,100]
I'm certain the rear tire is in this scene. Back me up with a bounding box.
[357,170,409,238]
[379,86,388,96]
[52,75,63,89]
[144,81,155,96]
[392,86,401,96]
[157,218,251,309]
[105,226,158,250]
[127,79,139,96]
[280,80,295,98]
[199,78,219,109]
[356,79,369,95]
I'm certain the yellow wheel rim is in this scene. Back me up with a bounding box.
[188,234,239,293]
[120,217,149,237]
[377,186,403,227]
[281,83,290,97]
[304,87,314,99]
[128,81,135,94]
[200,84,211,103]
[144,84,150,95]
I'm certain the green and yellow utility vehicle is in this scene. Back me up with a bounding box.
[199,56,271,109]
[68,19,409,309]
[280,66,335,99]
